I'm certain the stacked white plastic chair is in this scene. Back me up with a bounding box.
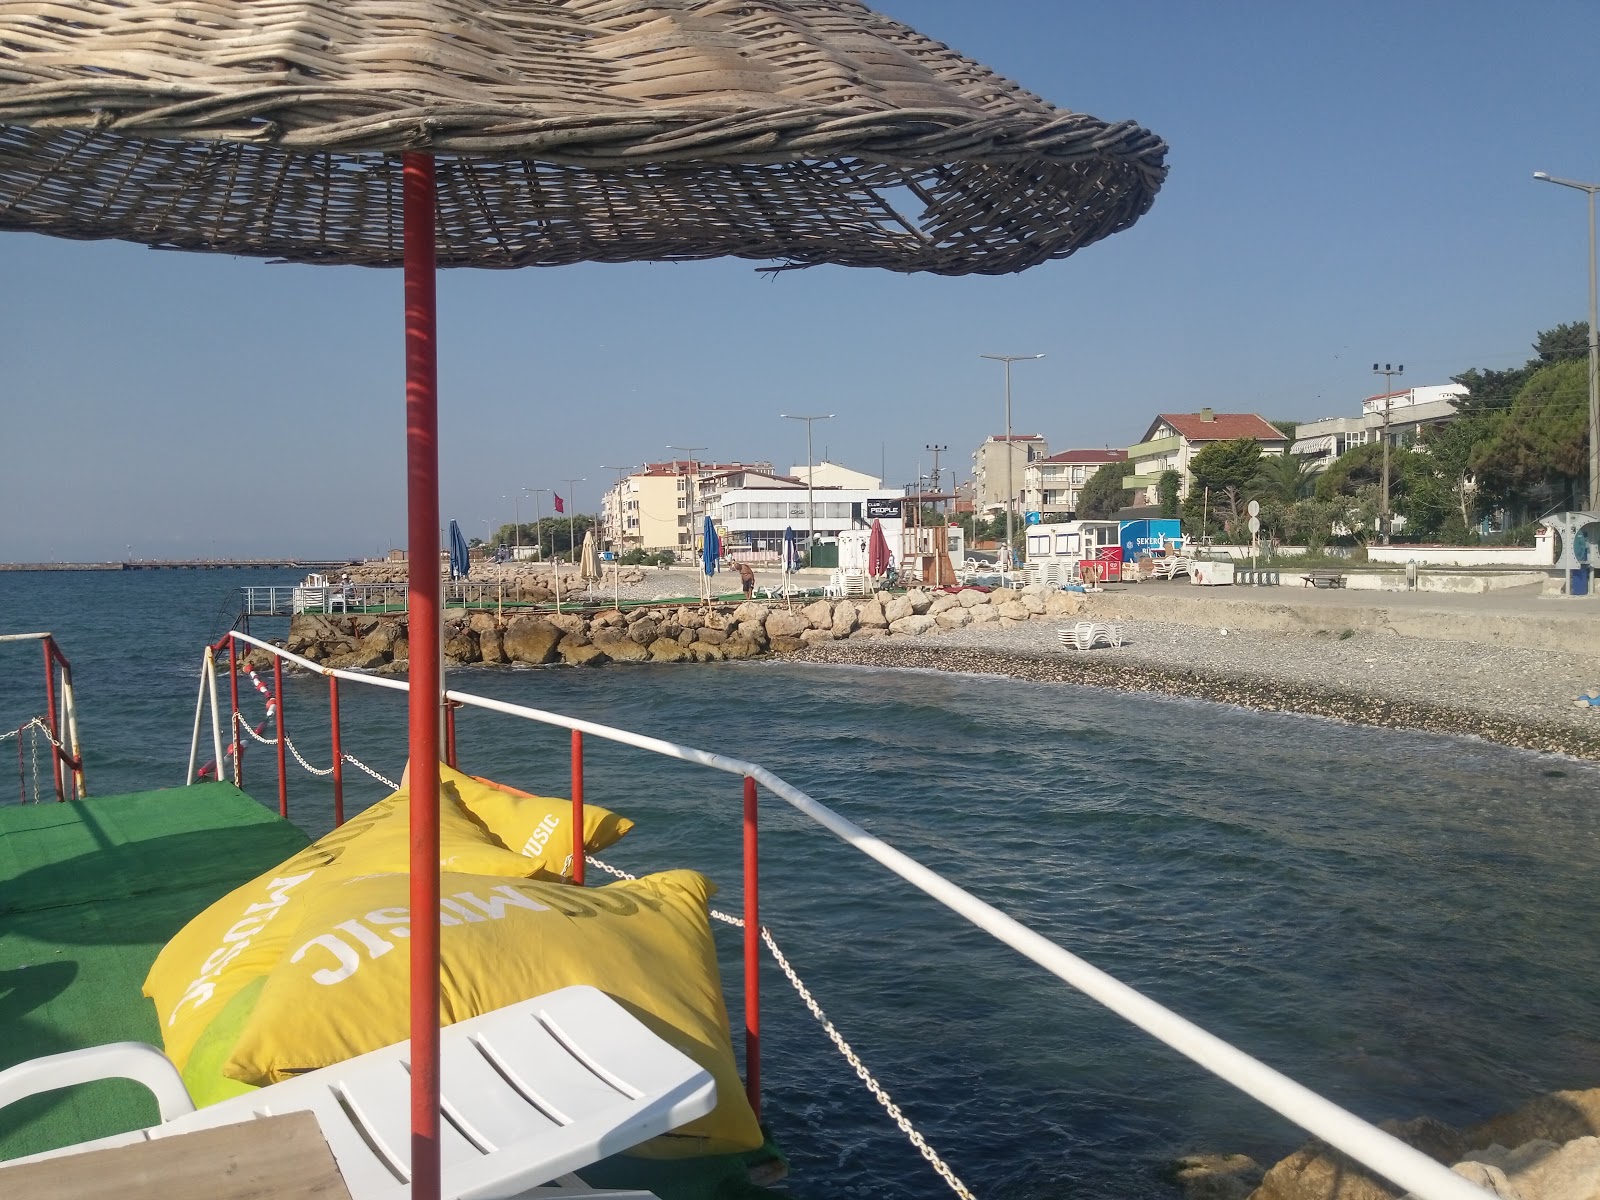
[1057,622,1124,651]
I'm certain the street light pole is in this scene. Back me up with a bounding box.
[559,477,585,561]
[523,488,549,561]
[1534,172,1600,511]
[780,415,834,558]
[980,353,1044,561]
[600,464,633,551]
[666,445,707,560]
[503,493,520,550]
[1372,363,1403,544]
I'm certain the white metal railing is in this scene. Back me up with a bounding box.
[192,629,1494,1200]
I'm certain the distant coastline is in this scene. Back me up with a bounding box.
[0,559,358,571]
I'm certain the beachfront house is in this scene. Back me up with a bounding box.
[1291,384,1465,471]
[602,460,774,556]
[970,433,1049,514]
[1122,410,1288,503]
[1022,449,1129,520]
[710,478,907,562]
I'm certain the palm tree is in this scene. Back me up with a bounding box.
[1253,453,1319,505]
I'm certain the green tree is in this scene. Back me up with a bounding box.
[1253,453,1319,504]
[1182,437,1262,534]
[1418,416,1496,530]
[1269,419,1302,441]
[1078,462,1134,519]
[1156,469,1181,517]
[1452,321,1589,418]
[1470,358,1591,517]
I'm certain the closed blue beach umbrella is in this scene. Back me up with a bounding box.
[448,520,470,580]
[701,515,721,577]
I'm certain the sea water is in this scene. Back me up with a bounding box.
[3,569,1598,1199]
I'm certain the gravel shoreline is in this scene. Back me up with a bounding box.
[783,616,1600,762]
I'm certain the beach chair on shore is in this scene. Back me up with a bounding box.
[0,986,716,1200]
[1057,622,1123,651]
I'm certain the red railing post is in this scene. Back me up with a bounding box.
[743,774,760,1119]
[444,702,458,769]
[42,638,64,802]
[570,730,585,886]
[272,653,288,818]
[228,637,243,788]
[329,675,345,827]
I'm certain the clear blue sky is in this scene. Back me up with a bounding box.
[3,1,1596,561]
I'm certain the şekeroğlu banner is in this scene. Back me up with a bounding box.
[1119,518,1182,562]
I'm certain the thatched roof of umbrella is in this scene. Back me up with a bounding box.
[0,0,1166,273]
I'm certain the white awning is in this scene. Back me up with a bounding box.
[1291,435,1336,455]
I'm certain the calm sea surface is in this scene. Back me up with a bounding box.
[3,569,1599,1198]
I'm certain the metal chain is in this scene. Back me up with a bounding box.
[342,754,398,790]
[283,733,335,777]
[235,711,278,746]
[30,723,40,804]
[759,929,976,1200]
[585,857,975,1199]
[231,714,396,790]
[2,716,68,754]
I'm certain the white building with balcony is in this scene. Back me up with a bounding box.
[1292,384,1465,469]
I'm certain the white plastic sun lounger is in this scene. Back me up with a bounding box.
[0,985,717,1200]
[1057,621,1123,651]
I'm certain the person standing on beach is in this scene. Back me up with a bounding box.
[735,560,756,599]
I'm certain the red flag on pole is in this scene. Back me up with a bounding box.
[553,493,565,514]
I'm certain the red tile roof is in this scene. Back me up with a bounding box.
[1144,413,1286,443]
[1041,448,1128,464]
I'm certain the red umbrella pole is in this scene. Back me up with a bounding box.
[403,150,443,1200]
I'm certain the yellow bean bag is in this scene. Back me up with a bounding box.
[223,868,762,1158]
[144,782,540,1072]
[403,761,635,880]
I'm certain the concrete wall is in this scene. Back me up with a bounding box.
[1366,540,1555,568]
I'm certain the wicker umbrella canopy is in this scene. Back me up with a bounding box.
[0,0,1166,274]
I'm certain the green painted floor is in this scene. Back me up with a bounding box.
[0,784,786,1197]
[0,783,309,1160]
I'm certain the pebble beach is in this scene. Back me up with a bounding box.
[787,615,1600,760]
[373,561,1600,760]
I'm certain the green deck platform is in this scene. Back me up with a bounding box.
[0,784,784,1197]
[0,783,309,1160]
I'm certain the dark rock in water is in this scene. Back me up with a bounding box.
[592,631,648,662]
[648,638,691,663]
[558,638,607,667]
[478,627,506,664]
[502,617,561,665]
[443,626,478,664]
[324,648,385,671]
[1170,1153,1263,1200]
[1465,1089,1600,1154]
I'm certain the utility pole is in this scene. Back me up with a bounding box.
[980,354,1044,558]
[1373,363,1403,544]
[666,444,707,559]
[600,464,633,551]
[1533,172,1600,511]
[559,477,585,561]
[925,444,948,515]
[780,414,834,556]
[523,487,549,560]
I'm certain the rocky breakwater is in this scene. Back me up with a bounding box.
[274,585,1091,672]
[1175,1087,1600,1200]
